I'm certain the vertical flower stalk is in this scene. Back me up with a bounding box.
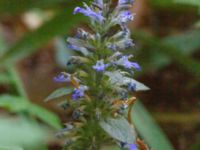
[46,0,149,150]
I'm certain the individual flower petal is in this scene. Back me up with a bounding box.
[54,73,71,82]
[73,4,104,23]
[129,143,137,150]
[119,11,134,23]
[128,82,136,91]
[115,55,141,70]
[93,60,109,72]
[72,85,88,100]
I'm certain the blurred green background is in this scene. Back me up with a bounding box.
[0,0,200,150]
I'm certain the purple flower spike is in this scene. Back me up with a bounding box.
[73,4,104,23]
[54,73,71,83]
[72,86,87,100]
[129,143,137,150]
[93,60,109,72]
[119,11,134,23]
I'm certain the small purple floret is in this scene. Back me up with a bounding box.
[119,11,134,23]
[54,73,70,82]
[72,86,87,100]
[73,6,104,23]
[128,82,136,91]
[93,60,109,72]
[117,56,141,70]
[129,143,137,150]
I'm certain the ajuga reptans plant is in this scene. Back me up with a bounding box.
[46,0,149,150]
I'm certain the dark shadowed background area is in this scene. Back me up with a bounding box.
[0,0,200,150]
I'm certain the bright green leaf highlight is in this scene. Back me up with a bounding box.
[132,101,174,150]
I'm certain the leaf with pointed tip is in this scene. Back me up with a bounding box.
[131,101,174,150]
[99,117,136,144]
[0,95,61,129]
[105,71,149,91]
[45,87,73,102]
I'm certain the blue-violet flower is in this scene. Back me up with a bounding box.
[72,86,88,100]
[119,11,134,23]
[93,60,109,72]
[54,73,71,82]
[129,143,137,150]
[116,55,141,70]
[74,4,104,23]
[128,82,136,92]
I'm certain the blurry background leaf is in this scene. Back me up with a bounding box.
[101,145,120,150]
[0,72,12,84]
[0,146,23,150]
[0,0,65,15]
[150,0,175,8]
[0,117,51,149]
[0,26,7,56]
[163,29,200,54]
[0,95,61,129]
[0,3,83,66]
[29,103,61,130]
[132,101,174,150]
[175,0,200,6]
[134,30,200,78]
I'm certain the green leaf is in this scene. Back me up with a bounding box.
[99,117,136,144]
[195,20,200,28]
[134,30,200,79]
[0,95,61,129]
[105,71,149,91]
[0,0,65,15]
[149,0,175,8]
[0,117,51,148]
[0,26,7,56]
[175,0,200,6]
[0,72,12,84]
[29,104,61,130]
[101,145,120,150]
[0,146,23,150]
[0,95,29,112]
[0,3,83,66]
[131,101,174,150]
[163,30,200,55]
[45,87,73,102]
